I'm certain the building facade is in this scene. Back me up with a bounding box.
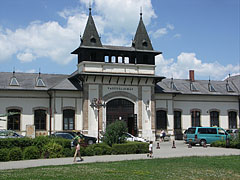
[0,9,239,140]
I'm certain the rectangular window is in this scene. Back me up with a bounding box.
[174,111,181,129]
[7,109,21,131]
[156,110,167,130]
[63,109,75,130]
[34,109,46,130]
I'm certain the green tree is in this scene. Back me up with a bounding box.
[103,120,127,146]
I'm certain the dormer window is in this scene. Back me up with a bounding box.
[9,71,19,86]
[170,78,178,91]
[190,82,198,91]
[226,82,234,92]
[208,82,216,92]
[90,36,96,43]
[10,77,19,86]
[142,40,148,47]
[36,73,45,87]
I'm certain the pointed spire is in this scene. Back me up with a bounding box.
[132,10,153,50]
[81,4,102,47]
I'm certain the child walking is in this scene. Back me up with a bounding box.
[148,141,153,158]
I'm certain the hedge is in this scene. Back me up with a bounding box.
[0,137,148,162]
[112,142,148,155]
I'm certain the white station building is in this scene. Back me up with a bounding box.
[0,9,239,140]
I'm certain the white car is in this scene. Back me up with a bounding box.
[124,132,148,142]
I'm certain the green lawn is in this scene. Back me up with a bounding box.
[1,156,240,180]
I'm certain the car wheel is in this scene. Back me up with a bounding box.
[88,140,94,145]
[199,139,206,146]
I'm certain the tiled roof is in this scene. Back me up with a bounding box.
[156,75,240,96]
[0,72,81,91]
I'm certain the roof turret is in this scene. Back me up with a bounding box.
[132,11,153,50]
[80,7,102,47]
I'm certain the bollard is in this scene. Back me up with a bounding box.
[172,140,176,148]
[156,142,160,149]
[188,139,192,148]
[203,141,207,148]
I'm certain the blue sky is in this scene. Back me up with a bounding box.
[0,0,239,80]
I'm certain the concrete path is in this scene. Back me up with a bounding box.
[1,141,239,170]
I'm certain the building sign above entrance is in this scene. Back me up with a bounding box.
[107,87,133,91]
[103,85,137,96]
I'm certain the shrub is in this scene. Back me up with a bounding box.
[62,148,74,157]
[42,142,63,158]
[112,142,148,155]
[94,147,103,155]
[53,138,72,149]
[103,120,128,146]
[93,143,112,155]
[9,147,23,161]
[32,136,51,154]
[85,145,95,156]
[0,148,9,161]
[0,137,32,150]
[23,146,40,160]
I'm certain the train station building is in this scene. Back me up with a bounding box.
[0,8,239,140]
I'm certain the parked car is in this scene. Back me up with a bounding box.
[186,127,230,146]
[226,129,239,139]
[52,131,97,145]
[0,130,24,138]
[183,129,188,142]
[124,132,148,142]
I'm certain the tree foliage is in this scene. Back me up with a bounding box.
[103,120,127,146]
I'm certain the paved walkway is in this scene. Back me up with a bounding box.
[1,141,239,170]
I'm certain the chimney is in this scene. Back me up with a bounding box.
[189,70,194,81]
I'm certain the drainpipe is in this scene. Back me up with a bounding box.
[47,90,52,135]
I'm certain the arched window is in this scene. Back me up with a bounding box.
[210,111,219,127]
[124,57,129,64]
[191,110,201,127]
[111,56,116,63]
[7,109,21,130]
[63,109,75,130]
[34,109,46,130]
[104,56,109,63]
[118,56,123,63]
[229,111,237,129]
[156,110,167,130]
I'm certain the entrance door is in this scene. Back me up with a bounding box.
[174,111,183,140]
[106,98,136,135]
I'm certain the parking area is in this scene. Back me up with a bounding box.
[0,140,239,170]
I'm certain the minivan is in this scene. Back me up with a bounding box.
[186,127,230,146]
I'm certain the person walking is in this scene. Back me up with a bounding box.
[73,131,83,162]
[147,141,153,158]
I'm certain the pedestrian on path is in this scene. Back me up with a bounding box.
[147,141,153,158]
[73,131,83,162]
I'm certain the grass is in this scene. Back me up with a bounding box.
[1,156,240,180]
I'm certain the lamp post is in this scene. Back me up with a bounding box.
[90,98,106,143]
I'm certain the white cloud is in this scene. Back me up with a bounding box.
[152,23,175,39]
[17,52,36,63]
[173,33,181,38]
[26,69,36,73]
[94,0,155,34]
[155,53,240,80]
[0,13,89,64]
[0,0,155,64]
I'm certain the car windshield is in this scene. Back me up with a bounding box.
[187,128,196,134]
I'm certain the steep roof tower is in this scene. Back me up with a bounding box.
[132,11,153,50]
